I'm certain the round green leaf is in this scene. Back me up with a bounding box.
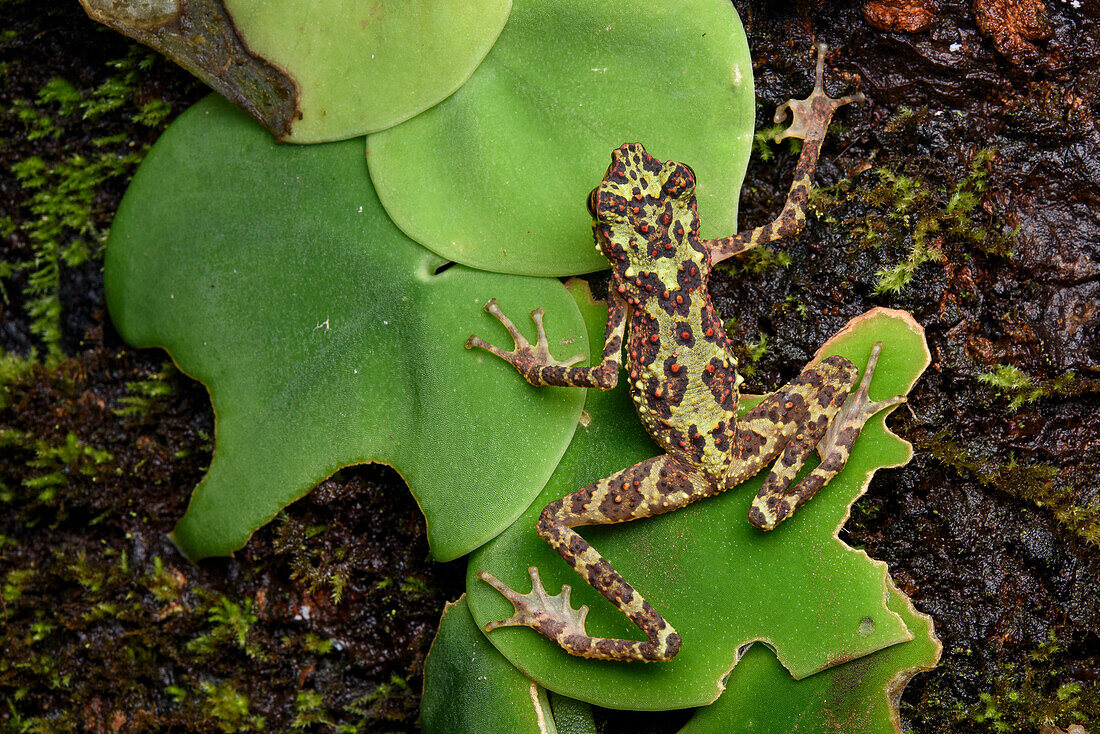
[681,576,940,733]
[422,595,557,734]
[367,0,755,276]
[224,0,512,142]
[104,94,586,562]
[468,301,930,709]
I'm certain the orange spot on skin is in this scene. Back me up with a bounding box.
[670,364,680,373]
[650,334,659,343]
[706,364,716,373]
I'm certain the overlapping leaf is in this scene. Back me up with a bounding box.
[224,0,512,141]
[104,95,587,562]
[81,0,511,142]
[367,0,755,276]
[468,294,931,709]
[422,596,556,734]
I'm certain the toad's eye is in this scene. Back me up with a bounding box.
[587,188,599,217]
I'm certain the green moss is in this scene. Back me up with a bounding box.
[343,674,412,727]
[200,681,266,733]
[958,633,1098,732]
[145,556,186,603]
[3,567,36,606]
[4,430,114,505]
[718,244,792,276]
[812,124,1015,294]
[114,362,176,418]
[292,689,334,729]
[187,594,264,660]
[2,48,168,363]
[978,364,1100,411]
[8,147,144,362]
[273,514,351,604]
[0,353,35,409]
[923,433,1098,546]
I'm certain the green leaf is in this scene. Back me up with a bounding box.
[548,695,597,734]
[680,576,940,733]
[224,0,512,142]
[367,0,755,276]
[467,303,931,709]
[79,0,510,143]
[104,95,586,562]
[422,595,557,734]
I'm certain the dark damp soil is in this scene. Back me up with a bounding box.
[1,0,1098,732]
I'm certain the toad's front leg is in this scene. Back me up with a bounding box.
[707,43,864,265]
[466,291,628,389]
[478,454,716,662]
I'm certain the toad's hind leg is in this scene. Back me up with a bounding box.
[477,454,715,662]
[747,343,905,530]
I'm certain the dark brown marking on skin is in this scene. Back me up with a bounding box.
[617,584,635,605]
[657,288,692,318]
[677,261,704,292]
[648,374,675,421]
[773,502,791,523]
[783,391,809,418]
[662,354,689,403]
[701,357,738,411]
[673,322,696,348]
[568,486,597,516]
[635,271,664,297]
[747,505,768,528]
[598,479,645,520]
[542,365,565,384]
[541,617,566,639]
[838,426,860,451]
[738,428,767,456]
[563,634,592,653]
[699,307,726,345]
[688,424,706,453]
[629,323,660,369]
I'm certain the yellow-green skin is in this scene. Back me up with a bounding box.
[469,45,887,662]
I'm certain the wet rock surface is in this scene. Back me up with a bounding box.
[1,0,1098,731]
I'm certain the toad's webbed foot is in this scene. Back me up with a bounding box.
[708,42,865,265]
[477,566,591,639]
[773,42,865,145]
[466,299,585,386]
[816,341,906,459]
[467,293,627,389]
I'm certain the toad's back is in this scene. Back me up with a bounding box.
[589,143,741,477]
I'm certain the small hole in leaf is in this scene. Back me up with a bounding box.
[859,616,875,637]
